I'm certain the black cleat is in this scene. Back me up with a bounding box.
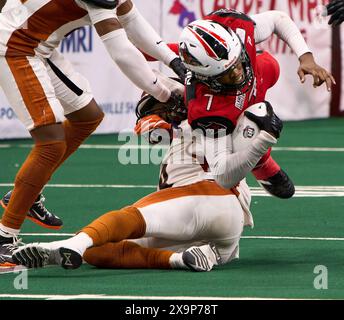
[0,234,24,267]
[59,248,83,270]
[257,169,295,199]
[0,190,63,230]
[12,243,82,270]
[182,243,221,272]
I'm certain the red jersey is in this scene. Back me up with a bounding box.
[186,9,279,133]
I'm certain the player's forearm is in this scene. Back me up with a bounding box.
[117,4,178,66]
[101,29,170,102]
[252,10,311,58]
[207,131,277,189]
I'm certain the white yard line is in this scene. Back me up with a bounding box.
[1,144,344,152]
[17,233,344,241]
[0,293,324,300]
[1,184,344,197]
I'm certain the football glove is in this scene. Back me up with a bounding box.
[169,57,187,83]
[327,0,344,26]
[134,114,172,144]
[244,101,283,138]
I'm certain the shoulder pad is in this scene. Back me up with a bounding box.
[81,0,119,9]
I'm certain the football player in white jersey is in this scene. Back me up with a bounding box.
[12,78,282,272]
[0,0,186,266]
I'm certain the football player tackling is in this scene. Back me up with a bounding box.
[12,79,283,272]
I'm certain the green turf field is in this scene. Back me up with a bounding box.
[0,118,344,300]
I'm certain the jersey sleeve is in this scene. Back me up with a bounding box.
[75,0,118,24]
[142,43,179,62]
[203,131,277,188]
[251,10,311,58]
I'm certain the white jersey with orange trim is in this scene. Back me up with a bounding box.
[158,120,254,227]
[0,0,126,58]
[158,120,212,190]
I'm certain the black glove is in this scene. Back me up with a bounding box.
[244,101,283,139]
[169,57,187,83]
[167,91,184,109]
[327,0,344,26]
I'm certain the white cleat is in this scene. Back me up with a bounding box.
[182,243,221,272]
[12,243,82,270]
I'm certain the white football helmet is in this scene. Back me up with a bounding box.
[232,102,268,152]
[178,19,254,95]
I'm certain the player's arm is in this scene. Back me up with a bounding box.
[251,10,335,91]
[116,1,186,81]
[202,105,281,189]
[77,0,170,102]
[327,0,344,26]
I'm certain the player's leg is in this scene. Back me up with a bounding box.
[83,240,175,269]
[83,188,244,270]
[77,181,240,271]
[0,56,68,266]
[12,181,235,271]
[45,50,104,168]
[1,51,104,231]
[252,52,295,199]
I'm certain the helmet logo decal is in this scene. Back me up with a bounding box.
[187,24,229,60]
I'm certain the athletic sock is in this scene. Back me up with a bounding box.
[252,155,281,180]
[49,232,93,256]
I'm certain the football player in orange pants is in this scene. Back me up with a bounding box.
[12,79,283,272]
[0,0,186,266]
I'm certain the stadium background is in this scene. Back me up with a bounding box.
[0,0,343,139]
[1,0,344,301]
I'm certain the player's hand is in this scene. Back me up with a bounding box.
[298,52,336,91]
[327,0,344,26]
[135,114,171,135]
[135,115,171,144]
[169,57,187,83]
[244,101,283,139]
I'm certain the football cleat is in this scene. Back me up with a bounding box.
[12,243,83,270]
[0,235,24,267]
[0,190,63,230]
[257,169,295,199]
[182,243,221,272]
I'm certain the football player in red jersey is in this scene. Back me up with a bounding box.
[176,9,335,199]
